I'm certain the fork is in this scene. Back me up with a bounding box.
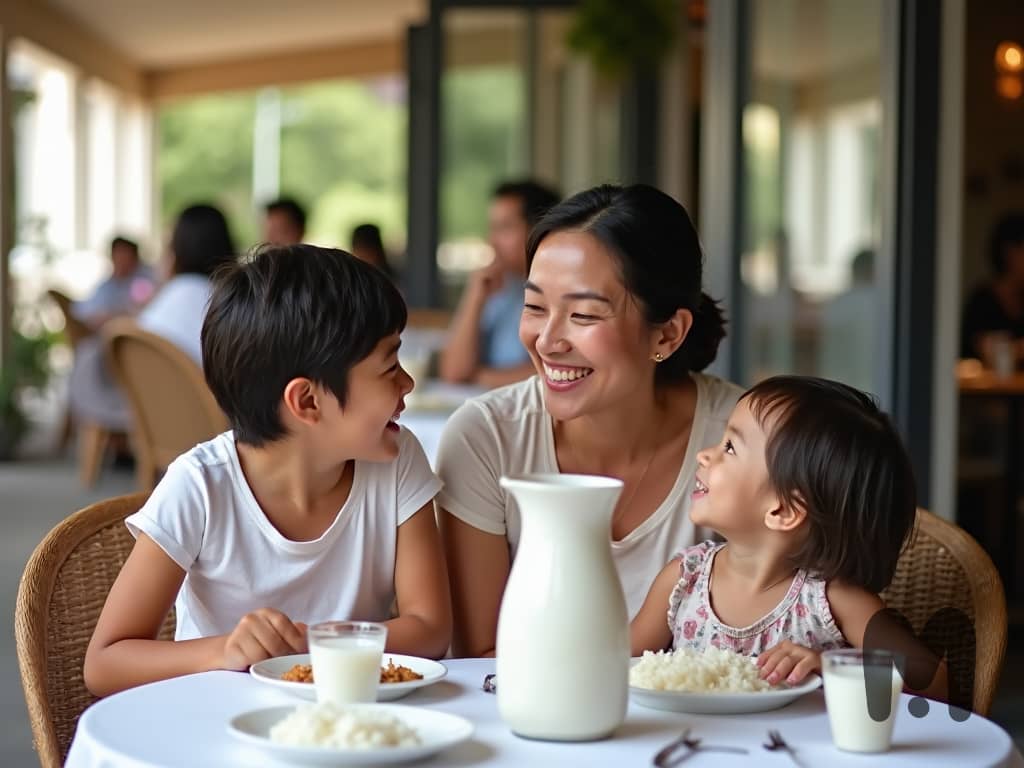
[763,729,806,767]
[652,728,748,767]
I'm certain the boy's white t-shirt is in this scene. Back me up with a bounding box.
[435,373,743,620]
[126,427,441,641]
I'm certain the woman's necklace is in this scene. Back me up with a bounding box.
[559,417,668,527]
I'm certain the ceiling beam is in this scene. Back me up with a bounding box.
[0,2,144,96]
[146,38,403,101]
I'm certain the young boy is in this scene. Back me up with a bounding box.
[85,245,451,696]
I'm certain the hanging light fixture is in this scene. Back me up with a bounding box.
[995,41,1023,101]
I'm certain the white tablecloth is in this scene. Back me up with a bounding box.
[67,658,1022,767]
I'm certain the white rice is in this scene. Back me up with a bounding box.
[269,702,421,749]
[629,647,778,693]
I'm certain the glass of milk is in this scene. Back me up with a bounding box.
[308,621,387,705]
[822,649,904,753]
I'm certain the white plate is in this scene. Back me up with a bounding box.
[630,672,822,714]
[249,653,447,702]
[228,704,473,766]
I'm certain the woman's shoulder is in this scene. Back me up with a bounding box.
[448,376,545,429]
[692,372,744,419]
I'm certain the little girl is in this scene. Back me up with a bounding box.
[631,376,945,698]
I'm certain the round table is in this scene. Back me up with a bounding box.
[66,659,1021,767]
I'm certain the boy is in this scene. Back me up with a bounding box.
[85,245,451,696]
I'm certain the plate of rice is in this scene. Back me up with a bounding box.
[250,653,447,702]
[629,647,821,714]
[228,702,473,766]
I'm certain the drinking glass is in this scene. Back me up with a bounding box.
[308,621,387,705]
[822,648,903,753]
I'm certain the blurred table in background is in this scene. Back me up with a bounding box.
[402,380,485,467]
[958,361,1024,598]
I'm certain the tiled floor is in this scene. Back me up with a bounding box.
[0,454,1021,765]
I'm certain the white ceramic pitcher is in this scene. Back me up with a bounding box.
[495,473,629,741]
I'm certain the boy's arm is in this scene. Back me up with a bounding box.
[630,559,678,656]
[84,534,305,697]
[387,503,453,659]
[828,581,949,703]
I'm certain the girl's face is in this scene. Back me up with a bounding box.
[317,332,414,462]
[519,230,663,422]
[690,398,779,538]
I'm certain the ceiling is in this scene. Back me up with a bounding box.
[47,0,427,69]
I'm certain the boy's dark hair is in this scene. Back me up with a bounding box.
[265,197,307,234]
[527,184,726,379]
[988,210,1024,275]
[741,376,917,593]
[201,244,407,446]
[492,180,561,230]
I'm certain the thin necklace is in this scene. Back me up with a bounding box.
[560,417,667,525]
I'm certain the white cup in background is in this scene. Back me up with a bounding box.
[308,621,387,705]
[822,649,903,753]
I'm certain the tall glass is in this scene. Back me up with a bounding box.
[308,621,387,705]
[822,649,903,753]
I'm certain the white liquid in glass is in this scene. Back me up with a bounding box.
[823,663,903,753]
[309,637,383,704]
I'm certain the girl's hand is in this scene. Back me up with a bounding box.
[220,609,307,671]
[756,640,821,685]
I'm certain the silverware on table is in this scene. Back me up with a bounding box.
[482,673,496,694]
[763,729,805,767]
[652,727,749,767]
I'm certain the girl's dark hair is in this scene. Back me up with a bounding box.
[201,244,407,446]
[526,184,725,380]
[988,210,1024,275]
[171,204,237,278]
[741,376,917,593]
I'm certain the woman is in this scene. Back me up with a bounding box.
[436,184,743,657]
[69,204,235,431]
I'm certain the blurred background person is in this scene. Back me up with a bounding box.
[68,204,236,439]
[961,210,1024,367]
[72,237,155,330]
[351,222,394,279]
[440,179,560,388]
[263,196,306,246]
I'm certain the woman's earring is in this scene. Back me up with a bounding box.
[653,352,665,363]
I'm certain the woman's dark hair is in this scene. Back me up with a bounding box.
[351,223,392,276]
[526,184,725,379]
[201,244,407,446]
[988,210,1024,275]
[171,204,237,278]
[741,376,917,593]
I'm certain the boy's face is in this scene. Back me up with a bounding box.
[690,398,778,538]
[320,332,413,462]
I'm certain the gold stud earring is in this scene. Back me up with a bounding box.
[653,352,665,363]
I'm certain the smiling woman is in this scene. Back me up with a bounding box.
[435,184,744,657]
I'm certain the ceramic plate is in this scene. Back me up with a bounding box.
[249,653,447,702]
[629,670,822,715]
[228,704,472,766]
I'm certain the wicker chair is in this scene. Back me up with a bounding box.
[14,493,176,767]
[103,319,228,492]
[881,508,1007,716]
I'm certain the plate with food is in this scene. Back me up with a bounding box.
[628,648,822,714]
[250,653,447,702]
[228,702,473,766]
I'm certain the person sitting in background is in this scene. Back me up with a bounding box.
[961,211,1024,365]
[440,180,560,388]
[72,237,155,329]
[351,223,394,279]
[138,204,237,365]
[263,197,306,246]
[68,204,236,434]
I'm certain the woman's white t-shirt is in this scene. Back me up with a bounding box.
[137,274,212,365]
[435,373,743,619]
[126,427,442,640]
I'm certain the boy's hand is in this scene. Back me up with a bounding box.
[756,640,821,685]
[220,608,308,671]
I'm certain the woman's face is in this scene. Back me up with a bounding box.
[519,230,661,421]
